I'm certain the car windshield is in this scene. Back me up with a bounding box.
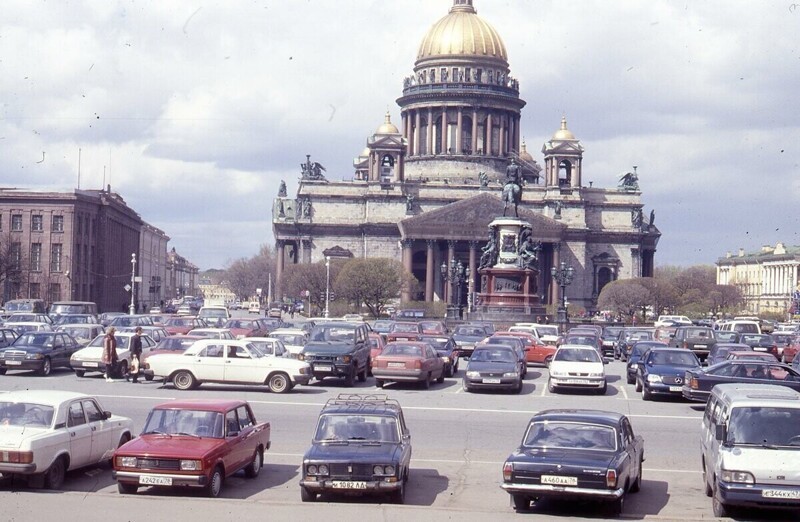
[685,328,713,338]
[111,317,144,327]
[0,402,54,427]
[535,326,558,337]
[314,414,399,443]
[166,318,193,327]
[309,325,356,342]
[555,348,601,363]
[142,408,224,438]
[156,338,197,351]
[12,333,55,347]
[383,344,423,357]
[271,334,304,345]
[647,351,698,367]
[200,309,227,318]
[715,332,739,342]
[59,327,93,340]
[54,315,89,325]
[523,421,617,451]
[391,323,419,333]
[470,348,515,363]
[454,326,486,336]
[727,407,800,447]
[226,320,256,329]
[89,335,131,348]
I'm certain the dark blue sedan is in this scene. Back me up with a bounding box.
[635,348,701,400]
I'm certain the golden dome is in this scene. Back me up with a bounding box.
[417,1,507,64]
[552,116,576,140]
[376,111,400,135]
[519,139,534,162]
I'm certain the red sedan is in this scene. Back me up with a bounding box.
[386,322,423,342]
[495,330,556,366]
[418,320,447,335]
[371,341,445,389]
[781,335,800,364]
[223,318,268,339]
[164,316,206,335]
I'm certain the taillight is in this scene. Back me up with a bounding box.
[606,469,617,488]
[690,377,699,389]
[503,462,513,481]
[0,451,33,464]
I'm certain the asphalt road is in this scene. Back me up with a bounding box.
[0,348,795,521]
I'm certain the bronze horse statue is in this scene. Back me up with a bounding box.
[502,158,523,217]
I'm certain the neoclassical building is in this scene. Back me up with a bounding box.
[272,0,660,313]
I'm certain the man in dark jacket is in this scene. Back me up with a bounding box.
[128,326,143,383]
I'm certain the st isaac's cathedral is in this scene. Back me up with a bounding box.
[272,0,660,313]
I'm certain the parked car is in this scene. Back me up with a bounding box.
[682,361,800,402]
[601,326,624,357]
[706,343,753,367]
[0,390,133,489]
[481,335,528,377]
[739,333,779,358]
[462,344,523,393]
[52,314,100,325]
[635,347,701,400]
[109,314,154,328]
[385,322,423,343]
[625,341,668,384]
[371,319,394,340]
[418,320,447,335]
[726,351,777,363]
[669,326,717,362]
[772,332,796,359]
[548,345,608,394]
[371,341,445,389]
[113,399,270,497]
[299,394,411,503]
[498,331,556,367]
[451,324,491,357]
[267,328,308,358]
[4,321,54,334]
[70,332,156,378]
[616,328,656,360]
[300,321,371,386]
[714,331,742,343]
[187,328,235,340]
[198,306,230,327]
[241,337,289,358]
[141,335,203,381]
[782,335,800,364]
[146,339,311,393]
[163,316,206,335]
[511,323,559,346]
[419,335,460,377]
[267,302,283,318]
[0,327,19,348]
[223,318,269,339]
[367,332,387,361]
[653,326,677,344]
[501,409,644,515]
[0,331,82,376]
[99,312,125,327]
[248,301,261,314]
[117,325,169,344]
[8,313,53,325]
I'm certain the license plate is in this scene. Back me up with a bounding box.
[566,379,589,384]
[482,378,501,384]
[5,361,21,366]
[331,481,367,489]
[754,347,766,352]
[139,475,172,486]
[762,489,800,499]
[541,475,578,486]
[388,362,406,368]
[83,362,99,367]
[394,337,410,341]
[669,386,682,392]
[694,344,707,348]
[314,365,332,372]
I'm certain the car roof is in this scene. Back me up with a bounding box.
[712,383,800,404]
[0,390,90,405]
[531,409,623,426]
[320,394,402,416]
[152,398,248,412]
[269,328,306,335]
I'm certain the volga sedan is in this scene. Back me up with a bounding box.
[548,344,608,394]
[682,360,800,401]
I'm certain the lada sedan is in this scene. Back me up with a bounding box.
[501,409,644,516]
[0,390,134,489]
[146,339,311,393]
[371,341,445,389]
[548,345,608,394]
[113,399,270,497]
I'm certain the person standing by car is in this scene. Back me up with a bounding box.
[102,327,119,382]
[127,326,143,383]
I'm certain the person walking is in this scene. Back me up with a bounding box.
[102,327,119,382]
[127,326,143,383]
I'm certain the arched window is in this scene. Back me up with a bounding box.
[558,160,572,186]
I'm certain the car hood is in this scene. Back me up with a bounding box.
[466,360,517,372]
[0,425,51,448]
[117,434,222,458]
[0,345,50,354]
[549,361,604,374]
[302,342,354,355]
[645,363,699,376]
[507,447,615,469]
[721,446,800,486]
[304,442,401,462]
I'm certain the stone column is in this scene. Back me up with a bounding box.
[276,240,286,301]
[427,108,433,155]
[472,109,478,154]
[486,112,493,155]
[456,108,463,154]
[401,239,413,303]
[441,107,448,154]
[425,240,435,302]
[414,110,421,156]
[499,113,505,156]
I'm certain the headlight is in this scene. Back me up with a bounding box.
[503,371,519,378]
[307,464,317,474]
[721,470,755,484]
[373,465,396,476]
[466,371,480,378]
[118,456,138,468]
[180,460,202,471]
[550,370,567,378]
[299,366,308,374]
[26,353,44,359]
[337,355,352,363]
[630,363,638,369]
[588,372,604,378]
[384,464,396,476]
[318,464,329,475]
[646,374,663,383]
[441,356,450,363]
[297,353,305,361]
[306,464,329,476]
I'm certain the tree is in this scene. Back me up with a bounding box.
[0,232,26,301]
[281,261,337,315]
[705,285,743,317]
[334,258,416,318]
[597,279,651,321]
[223,245,276,300]
[638,277,678,316]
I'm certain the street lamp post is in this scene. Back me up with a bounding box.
[324,256,331,319]
[440,259,466,319]
[129,253,137,315]
[550,261,575,333]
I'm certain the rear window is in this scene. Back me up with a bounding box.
[733,323,759,334]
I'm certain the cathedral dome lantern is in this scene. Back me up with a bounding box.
[542,117,584,188]
[364,112,407,184]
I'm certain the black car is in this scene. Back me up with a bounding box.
[601,326,623,358]
[616,328,655,360]
[463,344,522,393]
[0,332,81,376]
[625,341,667,384]
[0,328,18,349]
[669,326,716,362]
[706,343,752,367]
[501,409,644,516]
[418,335,460,377]
[635,347,701,400]
[483,335,527,377]
[451,324,490,357]
[682,361,800,401]
[739,334,779,358]
[300,394,412,503]
[300,322,371,385]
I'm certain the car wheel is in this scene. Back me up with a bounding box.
[513,379,523,394]
[642,383,652,401]
[267,372,291,394]
[512,494,530,512]
[300,486,317,502]
[712,483,730,517]
[172,370,197,391]
[357,363,368,382]
[74,369,85,378]
[544,355,553,368]
[445,365,453,378]
[244,449,262,479]
[462,381,472,393]
[375,379,384,388]
[38,357,52,376]
[626,373,634,385]
[204,466,224,498]
[598,382,607,395]
[343,367,355,387]
[44,457,66,490]
[422,373,431,389]
[390,475,406,504]
[144,373,154,382]
[116,361,128,379]
[118,481,138,494]
[0,368,6,375]
[635,378,642,392]
[629,457,643,493]
[608,494,625,516]
[436,369,445,384]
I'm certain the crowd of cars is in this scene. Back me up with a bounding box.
[1,297,800,517]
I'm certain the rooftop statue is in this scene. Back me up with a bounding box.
[278,180,287,197]
[618,170,639,191]
[301,155,327,181]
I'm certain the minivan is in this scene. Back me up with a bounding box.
[719,320,761,335]
[48,301,98,318]
[2,299,46,314]
[701,383,800,517]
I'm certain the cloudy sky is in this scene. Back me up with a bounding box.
[3,0,799,270]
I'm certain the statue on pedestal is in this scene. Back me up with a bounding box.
[300,155,327,181]
[478,228,499,269]
[502,158,523,217]
[278,180,287,197]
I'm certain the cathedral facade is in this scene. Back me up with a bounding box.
[272,0,660,314]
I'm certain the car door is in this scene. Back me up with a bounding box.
[82,399,114,463]
[223,409,249,471]
[620,418,640,484]
[66,401,93,468]
[190,344,227,381]
[223,344,265,384]
[428,345,444,377]
[236,405,259,461]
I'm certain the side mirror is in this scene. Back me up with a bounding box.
[714,424,726,442]
[669,333,675,338]
[104,411,112,420]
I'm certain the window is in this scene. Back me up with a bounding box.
[51,244,62,272]
[29,283,40,299]
[225,410,239,436]
[10,242,21,270]
[236,406,254,430]
[48,283,61,302]
[30,243,42,271]
[31,215,43,232]
[11,214,22,231]
[82,400,105,422]
[67,402,86,427]
[52,215,64,232]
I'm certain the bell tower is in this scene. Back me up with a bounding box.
[542,117,584,189]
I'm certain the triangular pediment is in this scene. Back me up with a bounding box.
[399,193,566,241]
[368,135,406,149]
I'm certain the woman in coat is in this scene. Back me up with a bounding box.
[102,326,119,382]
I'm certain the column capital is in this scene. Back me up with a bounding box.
[276,239,287,249]
[426,239,437,249]
[401,238,414,248]
[447,239,458,249]
[468,240,480,249]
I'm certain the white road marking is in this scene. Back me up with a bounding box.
[619,383,629,400]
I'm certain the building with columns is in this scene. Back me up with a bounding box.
[716,243,800,315]
[272,0,660,314]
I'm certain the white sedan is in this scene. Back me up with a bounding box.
[69,332,156,378]
[547,344,608,394]
[0,390,134,489]
[146,339,312,393]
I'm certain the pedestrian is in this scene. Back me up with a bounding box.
[127,326,143,383]
[102,327,119,382]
